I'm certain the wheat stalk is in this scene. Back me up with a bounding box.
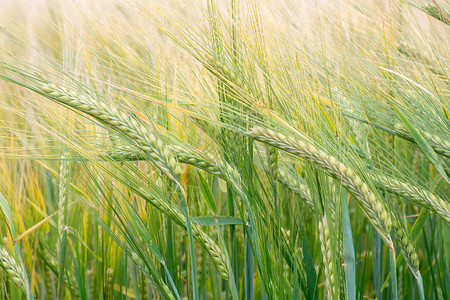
[248,127,425,272]
[38,83,230,281]
[248,127,393,244]
[110,143,448,225]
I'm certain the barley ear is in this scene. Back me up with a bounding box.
[249,127,393,246]
[0,247,28,293]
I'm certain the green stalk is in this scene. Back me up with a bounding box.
[177,186,199,300]
[342,191,356,300]
[227,184,238,290]
[245,224,254,300]
[373,231,383,300]
[389,249,398,300]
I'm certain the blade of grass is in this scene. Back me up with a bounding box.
[197,171,217,214]
[298,214,317,300]
[373,231,383,300]
[58,229,68,300]
[71,246,87,300]
[342,191,356,300]
[389,248,398,300]
[177,187,199,300]
[245,224,253,300]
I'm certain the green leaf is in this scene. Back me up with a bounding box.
[298,215,317,300]
[409,209,428,242]
[416,272,425,300]
[58,230,68,300]
[245,226,254,300]
[389,249,398,300]
[177,188,199,300]
[212,217,238,300]
[342,192,356,300]
[0,192,17,239]
[391,103,449,183]
[441,220,450,269]
[197,171,217,214]
[71,246,87,300]
[373,231,383,300]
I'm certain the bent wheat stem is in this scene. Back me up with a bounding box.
[248,126,393,246]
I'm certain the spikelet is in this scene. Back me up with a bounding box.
[328,182,346,299]
[195,244,204,280]
[277,168,314,211]
[107,145,223,177]
[397,42,433,65]
[139,272,147,300]
[171,145,223,177]
[106,267,114,298]
[391,220,420,273]
[206,55,247,91]
[57,154,69,247]
[43,263,54,300]
[248,127,393,245]
[38,83,182,177]
[318,216,336,298]
[266,146,279,181]
[0,247,28,293]
[37,83,232,280]
[87,267,96,298]
[372,173,450,223]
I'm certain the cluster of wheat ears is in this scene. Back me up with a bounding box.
[0,0,448,299]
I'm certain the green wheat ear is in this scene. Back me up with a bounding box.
[0,247,28,293]
[249,127,393,243]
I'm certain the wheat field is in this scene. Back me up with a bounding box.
[0,0,448,299]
